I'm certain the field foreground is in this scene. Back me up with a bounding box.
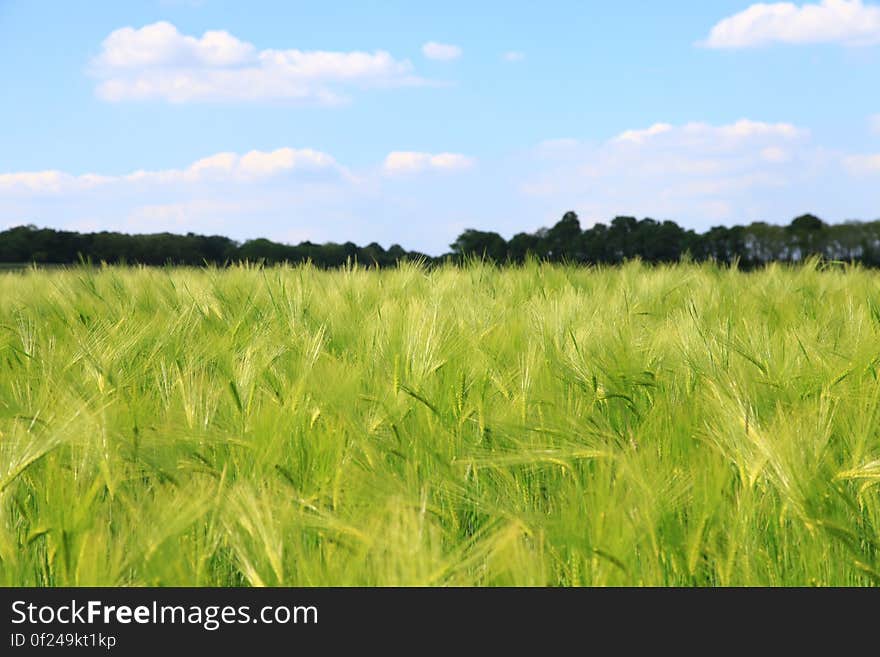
[1,261,879,586]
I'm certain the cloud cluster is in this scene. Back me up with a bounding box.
[421,42,462,61]
[843,153,880,173]
[523,119,816,224]
[1,147,477,198]
[701,0,880,48]
[92,21,422,103]
[614,120,804,146]
[0,148,341,194]
[383,151,475,174]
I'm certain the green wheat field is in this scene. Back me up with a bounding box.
[2,260,880,586]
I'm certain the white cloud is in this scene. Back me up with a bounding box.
[760,146,792,163]
[843,153,880,173]
[96,21,256,69]
[502,51,525,62]
[0,148,341,194]
[871,114,880,135]
[92,21,423,103]
[521,119,818,225]
[0,171,75,194]
[616,120,804,143]
[0,171,117,194]
[236,148,337,179]
[614,123,673,144]
[383,151,475,174]
[701,0,880,49]
[696,119,804,139]
[421,42,462,61]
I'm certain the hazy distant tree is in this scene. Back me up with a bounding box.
[6,213,880,270]
[582,222,610,263]
[450,229,508,262]
[507,232,541,263]
[386,244,408,264]
[606,216,638,262]
[786,214,826,260]
[695,225,744,265]
[545,211,583,261]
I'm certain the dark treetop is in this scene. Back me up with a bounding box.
[2,212,880,268]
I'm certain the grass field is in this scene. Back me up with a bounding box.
[1,260,879,586]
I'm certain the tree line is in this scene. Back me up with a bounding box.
[2,212,880,268]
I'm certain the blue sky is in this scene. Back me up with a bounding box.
[1,0,879,253]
